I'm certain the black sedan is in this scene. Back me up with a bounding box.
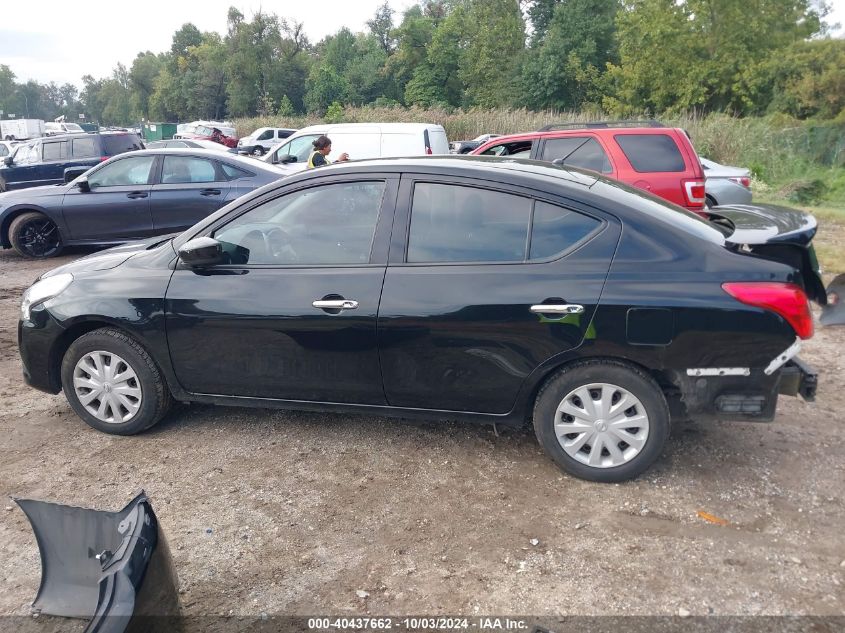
[18,157,826,482]
[0,149,282,258]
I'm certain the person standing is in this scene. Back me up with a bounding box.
[307,135,349,168]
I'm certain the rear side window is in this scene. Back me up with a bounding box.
[615,134,685,172]
[408,183,531,263]
[480,140,533,157]
[101,134,144,156]
[541,137,612,173]
[161,156,218,184]
[221,163,252,180]
[529,201,601,260]
[72,137,98,158]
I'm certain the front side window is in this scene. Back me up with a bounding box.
[88,156,155,188]
[407,183,531,263]
[72,137,98,158]
[161,156,217,184]
[480,140,534,157]
[42,141,65,161]
[213,181,386,266]
[614,134,686,172]
[277,135,319,163]
[541,137,612,174]
[256,130,273,141]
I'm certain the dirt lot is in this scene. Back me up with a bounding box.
[0,245,843,623]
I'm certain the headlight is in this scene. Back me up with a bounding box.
[21,273,73,321]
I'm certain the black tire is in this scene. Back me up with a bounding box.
[9,211,64,258]
[532,360,670,483]
[252,146,265,156]
[705,195,716,209]
[61,328,173,435]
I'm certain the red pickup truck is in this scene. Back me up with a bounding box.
[472,121,706,213]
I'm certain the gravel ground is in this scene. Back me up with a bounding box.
[0,246,843,623]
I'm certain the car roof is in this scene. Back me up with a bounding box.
[291,155,599,187]
[39,131,139,142]
[483,127,682,144]
[126,147,277,171]
[294,122,445,134]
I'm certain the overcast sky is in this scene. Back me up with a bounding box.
[1,0,415,88]
[2,0,843,89]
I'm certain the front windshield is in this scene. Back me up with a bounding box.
[195,125,214,136]
[65,123,84,132]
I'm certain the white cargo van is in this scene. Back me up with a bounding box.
[263,123,449,173]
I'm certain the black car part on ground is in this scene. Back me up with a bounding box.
[14,491,180,632]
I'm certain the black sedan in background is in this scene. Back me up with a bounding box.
[18,157,825,482]
[0,149,283,258]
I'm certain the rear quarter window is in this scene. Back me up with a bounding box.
[71,137,98,158]
[614,134,686,173]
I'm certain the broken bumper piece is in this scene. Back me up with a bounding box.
[14,491,180,633]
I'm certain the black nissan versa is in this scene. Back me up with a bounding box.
[17,156,828,482]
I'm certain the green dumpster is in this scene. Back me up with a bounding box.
[142,122,178,141]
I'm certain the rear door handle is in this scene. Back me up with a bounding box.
[312,299,359,311]
[126,191,148,199]
[530,304,584,315]
[200,188,222,196]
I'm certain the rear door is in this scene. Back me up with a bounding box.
[148,154,231,233]
[61,155,156,241]
[534,135,615,176]
[39,139,70,185]
[377,175,620,413]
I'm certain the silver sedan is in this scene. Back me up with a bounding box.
[700,157,752,207]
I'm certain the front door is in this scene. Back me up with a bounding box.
[165,176,397,403]
[61,155,156,241]
[149,154,231,233]
[377,177,619,414]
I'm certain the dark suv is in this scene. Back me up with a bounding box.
[472,121,706,213]
[0,132,144,192]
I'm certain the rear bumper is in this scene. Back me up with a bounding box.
[778,356,817,401]
[675,355,816,421]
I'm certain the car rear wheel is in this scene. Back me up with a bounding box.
[61,328,173,435]
[533,360,669,482]
[705,195,716,209]
[9,212,64,258]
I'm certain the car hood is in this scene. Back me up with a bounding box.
[42,235,176,277]
[0,183,66,203]
[709,204,817,247]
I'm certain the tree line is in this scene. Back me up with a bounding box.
[1,0,842,126]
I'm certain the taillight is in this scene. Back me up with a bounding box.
[683,179,706,206]
[425,146,433,155]
[99,156,109,162]
[722,282,813,339]
[729,176,751,188]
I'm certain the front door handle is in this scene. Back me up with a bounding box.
[312,299,359,311]
[200,188,222,196]
[530,304,584,315]
[127,191,148,199]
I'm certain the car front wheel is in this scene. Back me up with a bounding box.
[252,146,265,156]
[61,328,173,435]
[533,360,669,482]
[9,212,64,258]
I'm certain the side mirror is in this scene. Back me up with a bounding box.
[277,154,296,164]
[64,166,88,184]
[76,177,91,192]
[178,237,224,267]
[3,156,12,167]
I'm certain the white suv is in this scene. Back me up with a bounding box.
[237,127,297,156]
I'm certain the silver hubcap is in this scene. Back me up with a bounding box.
[73,351,142,423]
[554,382,650,468]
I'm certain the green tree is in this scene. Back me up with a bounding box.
[304,65,348,113]
[521,0,619,110]
[129,52,164,119]
[367,1,396,54]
